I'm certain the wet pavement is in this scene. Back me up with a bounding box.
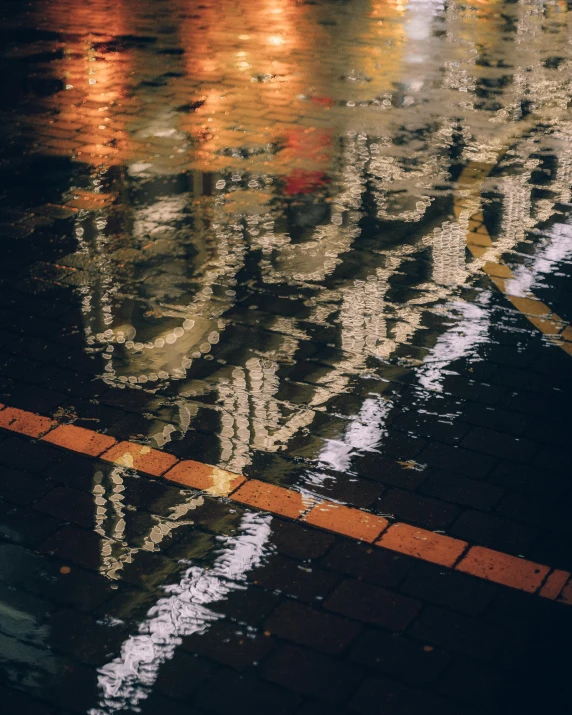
[1,0,572,712]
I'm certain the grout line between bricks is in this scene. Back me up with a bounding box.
[0,401,571,605]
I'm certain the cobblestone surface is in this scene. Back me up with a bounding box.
[1,0,572,713]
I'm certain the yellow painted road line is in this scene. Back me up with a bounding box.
[457,160,572,356]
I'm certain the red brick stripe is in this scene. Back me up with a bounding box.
[100,440,178,476]
[377,523,467,568]
[233,479,308,519]
[456,546,549,594]
[0,406,56,438]
[43,423,117,456]
[303,501,388,542]
[0,402,570,603]
[539,569,570,600]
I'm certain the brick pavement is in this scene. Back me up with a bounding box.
[2,0,572,713]
[1,428,572,715]
[2,401,571,605]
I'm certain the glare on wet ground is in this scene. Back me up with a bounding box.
[1,0,572,713]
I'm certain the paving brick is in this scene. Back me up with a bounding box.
[503,390,569,420]
[41,656,99,713]
[183,620,273,671]
[379,489,460,530]
[233,480,307,519]
[495,491,572,535]
[557,578,572,605]
[42,423,117,456]
[265,600,360,655]
[525,415,571,448]
[314,479,386,511]
[220,585,281,626]
[400,560,497,616]
[408,605,509,661]
[444,376,501,406]
[0,465,54,505]
[350,675,460,715]
[417,442,497,479]
[0,581,52,644]
[264,644,363,702]
[461,426,539,463]
[165,459,245,496]
[0,405,55,437]
[539,569,570,600]
[5,383,67,413]
[456,547,549,593]
[119,548,178,589]
[34,486,94,529]
[37,525,101,571]
[0,435,62,473]
[0,356,61,386]
[44,369,106,400]
[251,554,339,602]
[49,608,126,665]
[489,627,572,715]
[0,684,59,715]
[0,499,61,547]
[391,411,468,445]
[488,460,569,497]
[380,429,428,460]
[139,692,206,715]
[529,530,572,572]
[324,579,421,631]
[532,444,569,474]
[303,501,388,542]
[59,397,125,427]
[101,440,178,476]
[460,401,532,436]
[350,628,449,685]
[377,523,467,568]
[354,455,427,490]
[154,650,213,699]
[492,364,561,394]
[271,518,334,559]
[419,471,503,511]
[449,510,539,556]
[295,703,346,715]
[321,539,412,589]
[189,498,248,537]
[437,656,504,706]
[43,452,114,492]
[195,668,302,715]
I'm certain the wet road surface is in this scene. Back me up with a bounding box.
[1,0,572,713]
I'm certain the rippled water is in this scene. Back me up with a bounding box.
[2,0,572,711]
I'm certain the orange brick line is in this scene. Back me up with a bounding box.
[1,402,571,604]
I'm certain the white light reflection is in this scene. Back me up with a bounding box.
[303,395,392,491]
[89,512,272,715]
[505,222,572,298]
[415,295,491,394]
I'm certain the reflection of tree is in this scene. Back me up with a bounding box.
[18,0,572,709]
[36,0,571,517]
[92,466,205,581]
